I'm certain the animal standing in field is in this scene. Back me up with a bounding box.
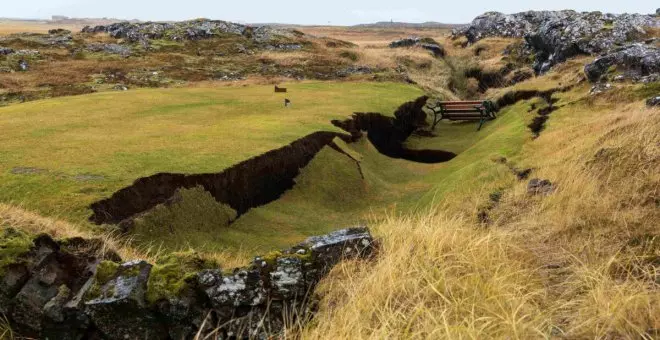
[275,85,287,93]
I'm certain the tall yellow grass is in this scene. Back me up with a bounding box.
[304,99,659,338]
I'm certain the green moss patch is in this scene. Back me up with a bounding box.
[86,260,120,300]
[0,227,33,274]
[146,251,219,304]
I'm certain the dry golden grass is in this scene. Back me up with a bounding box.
[304,90,660,338]
[0,203,248,268]
[0,21,83,35]
[298,26,450,47]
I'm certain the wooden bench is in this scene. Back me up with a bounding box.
[274,85,287,93]
[429,100,497,131]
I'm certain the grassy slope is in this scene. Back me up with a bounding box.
[0,81,422,224]
[304,79,660,338]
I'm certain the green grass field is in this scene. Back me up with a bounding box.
[0,82,422,222]
[0,80,535,253]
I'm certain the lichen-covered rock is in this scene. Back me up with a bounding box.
[85,260,169,339]
[82,19,298,44]
[584,44,660,82]
[453,10,660,73]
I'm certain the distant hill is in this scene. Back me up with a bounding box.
[50,15,140,25]
[353,21,464,29]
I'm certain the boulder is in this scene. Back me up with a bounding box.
[390,37,420,48]
[420,43,445,57]
[584,44,660,82]
[389,38,445,57]
[647,96,660,107]
[527,178,556,195]
[0,47,14,55]
[85,260,169,339]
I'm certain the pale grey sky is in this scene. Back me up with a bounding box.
[4,1,658,25]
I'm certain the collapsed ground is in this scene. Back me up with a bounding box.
[1,10,659,339]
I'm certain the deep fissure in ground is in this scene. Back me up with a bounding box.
[90,96,456,227]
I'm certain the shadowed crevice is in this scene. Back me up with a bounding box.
[90,96,456,226]
[90,131,352,225]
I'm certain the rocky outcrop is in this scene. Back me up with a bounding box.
[453,10,659,73]
[647,96,660,107]
[82,19,296,44]
[389,37,445,57]
[584,44,660,82]
[0,227,375,339]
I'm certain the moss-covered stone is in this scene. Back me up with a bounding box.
[0,227,33,275]
[146,251,219,304]
[86,261,120,300]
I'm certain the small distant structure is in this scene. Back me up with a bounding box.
[274,85,287,93]
[284,98,291,107]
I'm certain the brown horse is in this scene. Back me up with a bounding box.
[274,85,287,93]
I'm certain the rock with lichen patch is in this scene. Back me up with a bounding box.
[85,260,168,339]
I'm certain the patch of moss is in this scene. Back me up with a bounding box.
[0,227,33,275]
[86,260,120,300]
[146,251,219,304]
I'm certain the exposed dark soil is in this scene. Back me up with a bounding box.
[332,96,456,163]
[90,96,457,226]
[90,131,351,225]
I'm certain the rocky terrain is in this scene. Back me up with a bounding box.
[0,227,374,339]
[0,7,659,340]
[453,10,660,73]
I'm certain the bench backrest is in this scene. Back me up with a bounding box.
[274,86,287,93]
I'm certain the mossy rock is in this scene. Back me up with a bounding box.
[0,227,34,275]
[146,251,219,304]
[85,260,120,300]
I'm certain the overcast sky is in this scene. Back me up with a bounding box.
[3,1,658,25]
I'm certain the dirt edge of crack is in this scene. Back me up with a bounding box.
[89,96,456,226]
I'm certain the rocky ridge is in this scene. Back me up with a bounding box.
[453,10,659,73]
[0,227,375,339]
[82,19,296,45]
